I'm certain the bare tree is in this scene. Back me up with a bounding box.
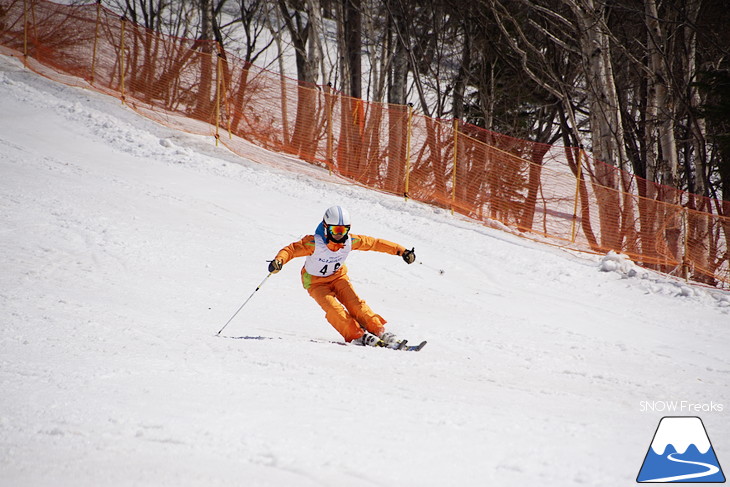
[343,0,362,99]
[277,0,326,160]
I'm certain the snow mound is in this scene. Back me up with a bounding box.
[599,251,730,310]
[598,251,649,279]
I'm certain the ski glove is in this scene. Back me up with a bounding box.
[268,259,283,273]
[402,248,416,264]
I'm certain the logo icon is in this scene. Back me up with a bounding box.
[637,416,725,483]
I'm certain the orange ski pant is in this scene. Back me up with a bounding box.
[307,273,386,342]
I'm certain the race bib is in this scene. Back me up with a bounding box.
[304,233,352,277]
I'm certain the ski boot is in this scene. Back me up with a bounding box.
[356,331,385,347]
[380,332,407,350]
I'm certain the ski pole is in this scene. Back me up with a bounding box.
[418,260,445,275]
[216,272,272,336]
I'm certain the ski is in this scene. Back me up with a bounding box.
[220,334,426,351]
[401,340,427,352]
[223,335,348,346]
[381,339,427,352]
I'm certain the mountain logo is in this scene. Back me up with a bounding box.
[637,416,725,483]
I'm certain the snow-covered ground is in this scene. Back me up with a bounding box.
[1,53,729,486]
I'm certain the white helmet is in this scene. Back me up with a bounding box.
[323,206,351,243]
[323,205,351,226]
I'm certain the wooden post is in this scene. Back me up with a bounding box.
[451,118,459,215]
[215,51,222,146]
[216,46,233,140]
[325,83,334,175]
[22,0,28,67]
[682,207,690,281]
[404,103,413,200]
[119,16,127,105]
[570,149,584,243]
[280,74,290,148]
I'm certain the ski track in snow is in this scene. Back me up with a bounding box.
[1,53,729,486]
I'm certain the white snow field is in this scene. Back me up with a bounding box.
[1,53,729,487]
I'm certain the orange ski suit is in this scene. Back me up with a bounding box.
[274,234,407,342]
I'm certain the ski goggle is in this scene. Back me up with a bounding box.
[327,225,350,236]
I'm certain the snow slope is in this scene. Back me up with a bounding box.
[1,53,729,486]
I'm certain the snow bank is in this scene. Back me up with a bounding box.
[599,251,730,307]
[598,250,649,279]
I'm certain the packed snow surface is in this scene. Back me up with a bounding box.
[1,53,729,486]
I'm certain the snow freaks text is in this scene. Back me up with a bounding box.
[639,401,724,413]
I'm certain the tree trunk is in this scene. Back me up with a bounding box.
[645,0,678,188]
[645,0,681,264]
[195,0,214,121]
[568,0,625,250]
[278,0,324,161]
[385,2,409,193]
[343,0,361,99]
[452,22,470,121]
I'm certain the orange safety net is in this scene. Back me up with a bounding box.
[2,0,729,288]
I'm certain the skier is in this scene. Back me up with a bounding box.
[268,205,416,348]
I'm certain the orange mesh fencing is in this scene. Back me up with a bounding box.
[2,0,728,288]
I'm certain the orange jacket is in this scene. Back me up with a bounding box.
[275,234,406,289]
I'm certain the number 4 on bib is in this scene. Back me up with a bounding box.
[319,263,341,275]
